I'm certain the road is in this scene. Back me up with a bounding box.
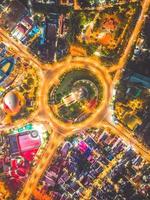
[109,0,150,74]
[0,0,150,199]
[39,56,112,133]
[0,28,51,70]
[103,121,150,162]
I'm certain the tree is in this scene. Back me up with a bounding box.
[78,0,95,8]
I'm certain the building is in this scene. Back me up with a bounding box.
[123,113,142,131]
[0,57,17,87]
[32,0,57,4]
[3,91,20,113]
[3,91,23,115]
[0,43,7,58]
[11,16,34,43]
[1,0,28,31]
[60,0,73,6]
[58,14,68,37]
[128,73,150,89]
[8,131,41,160]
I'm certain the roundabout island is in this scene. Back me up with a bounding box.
[48,68,103,124]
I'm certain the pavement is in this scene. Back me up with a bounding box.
[0,0,150,199]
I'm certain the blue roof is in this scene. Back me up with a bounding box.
[129,73,150,88]
[0,57,16,83]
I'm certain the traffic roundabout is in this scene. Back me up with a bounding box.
[39,56,112,133]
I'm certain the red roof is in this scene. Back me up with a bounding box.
[18,133,41,153]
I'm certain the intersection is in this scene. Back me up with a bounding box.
[0,0,150,199]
